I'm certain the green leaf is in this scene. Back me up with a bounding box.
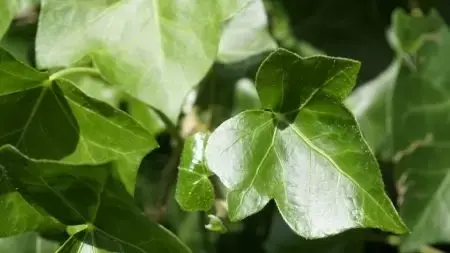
[218,0,252,20]
[218,0,277,63]
[345,61,400,158]
[0,0,16,40]
[0,146,191,253]
[127,98,166,135]
[0,177,62,237]
[0,49,157,193]
[265,212,364,253]
[36,0,252,122]
[232,78,261,115]
[67,74,122,108]
[389,9,450,252]
[205,48,407,238]
[176,132,215,212]
[0,232,60,253]
[391,9,445,54]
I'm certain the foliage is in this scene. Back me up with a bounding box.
[0,0,449,252]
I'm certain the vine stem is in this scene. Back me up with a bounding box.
[49,67,101,82]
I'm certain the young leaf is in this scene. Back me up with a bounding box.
[205,48,407,238]
[389,9,450,252]
[0,49,157,193]
[218,0,277,63]
[0,146,191,253]
[36,0,252,122]
[176,132,215,212]
[0,0,16,39]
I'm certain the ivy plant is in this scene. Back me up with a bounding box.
[2,0,450,252]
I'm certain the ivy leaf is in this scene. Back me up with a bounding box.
[0,146,191,253]
[345,61,400,158]
[218,0,277,63]
[0,232,60,253]
[218,0,252,20]
[176,132,215,212]
[0,0,16,39]
[67,74,122,108]
[0,174,62,237]
[0,49,157,193]
[389,9,450,252]
[127,98,166,135]
[205,48,407,238]
[36,0,251,122]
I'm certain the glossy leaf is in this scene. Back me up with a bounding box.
[205,48,407,238]
[0,146,191,253]
[36,0,251,122]
[176,132,215,212]
[0,49,157,192]
[0,0,16,39]
[218,0,277,63]
[389,9,450,252]
[0,232,60,253]
[345,61,400,158]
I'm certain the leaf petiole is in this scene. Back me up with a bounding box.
[49,67,101,82]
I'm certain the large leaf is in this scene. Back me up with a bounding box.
[389,9,450,252]
[0,48,157,193]
[205,49,407,238]
[36,0,251,122]
[175,132,215,212]
[0,146,191,253]
[218,0,277,63]
[0,0,16,40]
[345,61,400,158]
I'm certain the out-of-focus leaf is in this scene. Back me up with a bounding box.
[218,0,277,63]
[205,48,407,239]
[232,78,261,115]
[388,9,450,252]
[0,23,36,65]
[66,74,122,108]
[265,212,364,253]
[36,0,253,122]
[205,215,227,233]
[0,0,16,40]
[0,232,60,253]
[128,98,166,135]
[345,61,400,158]
[177,213,207,253]
[0,146,191,253]
[0,48,157,193]
[176,133,215,212]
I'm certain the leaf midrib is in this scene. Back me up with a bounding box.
[287,122,401,228]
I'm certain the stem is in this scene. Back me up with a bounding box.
[49,67,101,82]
